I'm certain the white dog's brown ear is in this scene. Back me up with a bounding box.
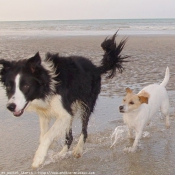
[138,96,149,104]
[126,88,132,94]
[138,91,150,104]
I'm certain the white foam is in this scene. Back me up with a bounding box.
[110,125,128,147]
[43,150,72,167]
[142,131,150,138]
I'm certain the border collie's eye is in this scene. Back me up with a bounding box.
[6,86,11,91]
[23,85,30,91]
[123,99,126,102]
[23,84,29,93]
[24,85,29,89]
[129,101,134,105]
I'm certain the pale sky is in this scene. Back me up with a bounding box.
[0,0,175,21]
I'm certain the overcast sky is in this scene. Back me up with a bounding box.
[0,0,175,21]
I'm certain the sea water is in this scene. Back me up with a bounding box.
[0,18,175,37]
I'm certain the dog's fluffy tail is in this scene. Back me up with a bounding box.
[98,32,129,78]
[160,67,170,87]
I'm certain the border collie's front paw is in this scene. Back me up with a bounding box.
[73,145,83,158]
[123,146,137,153]
[32,153,45,169]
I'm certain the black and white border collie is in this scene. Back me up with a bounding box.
[0,33,128,168]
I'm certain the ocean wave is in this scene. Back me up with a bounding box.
[0,19,175,36]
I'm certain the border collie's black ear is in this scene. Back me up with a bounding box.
[0,59,11,71]
[27,52,41,73]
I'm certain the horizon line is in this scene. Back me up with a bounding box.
[0,17,175,22]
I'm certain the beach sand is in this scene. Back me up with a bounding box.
[0,35,175,174]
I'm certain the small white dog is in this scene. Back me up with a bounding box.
[119,67,170,152]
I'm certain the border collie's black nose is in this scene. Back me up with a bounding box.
[119,106,124,111]
[7,103,16,112]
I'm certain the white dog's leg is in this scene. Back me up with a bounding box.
[128,128,134,139]
[166,114,170,129]
[132,131,142,151]
[32,114,71,169]
[124,129,142,153]
[161,99,170,128]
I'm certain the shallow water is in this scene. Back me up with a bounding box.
[0,35,175,174]
[1,91,175,175]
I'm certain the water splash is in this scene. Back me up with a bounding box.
[142,131,150,138]
[110,125,128,148]
[43,150,72,167]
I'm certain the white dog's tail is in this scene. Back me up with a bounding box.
[160,67,170,87]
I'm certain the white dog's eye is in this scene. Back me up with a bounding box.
[129,101,134,105]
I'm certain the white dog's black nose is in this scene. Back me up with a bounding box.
[7,103,16,112]
[119,106,124,111]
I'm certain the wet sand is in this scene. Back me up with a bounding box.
[0,35,175,174]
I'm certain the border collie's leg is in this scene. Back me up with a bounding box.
[73,107,90,158]
[39,116,60,149]
[58,119,73,157]
[65,128,73,149]
[32,113,72,169]
[39,116,50,143]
